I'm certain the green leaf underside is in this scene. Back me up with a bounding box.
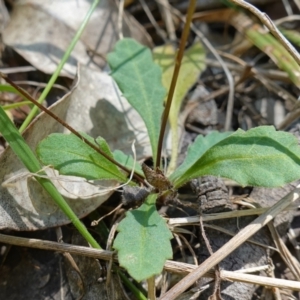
[113,149,144,176]
[113,194,173,281]
[107,38,166,166]
[172,126,300,188]
[280,27,300,47]
[169,131,232,184]
[153,42,206,174]
[0,84,23,95]
[37,133,127,182]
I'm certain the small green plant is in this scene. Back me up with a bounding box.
[31,38,300,281]
[2,37,300,283]
[1,1,300,298]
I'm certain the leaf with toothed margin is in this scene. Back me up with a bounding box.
[37,133,127,182]
[113,194,173,281]
[170,126,300,189]
[107,38,166,166]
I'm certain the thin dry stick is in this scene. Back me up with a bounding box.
[213,51,298,106]
[204,224,278,251]
[277,108,300,130]
[13,81,68,92]
[0,66,37,73]
[282,0,293,15]
[157,0,176,42]
[1,233,300,291]
[174,233,187,261]
[199,211,222,297]
[147,276,156,300]
[220,270,300,291]
[260,254,281,300]
[251,199,300,280]
[234,265,269,273]
[160,185,300,299]
[228,0,300,67]
[106,216,122,287]
[287,228,300,262]
[205,58,290,82]
[274,15,300,26]
[175,233,198,266]
[139,0,167,42]
[91,203,123,226]
[168,207,269,225]
[55,227,86,299]
[118,0,125,39]
[268,223,300,279]
[292,0,300,11]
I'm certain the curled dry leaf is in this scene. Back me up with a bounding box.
[0,65,150,230]
[3,0,152,77]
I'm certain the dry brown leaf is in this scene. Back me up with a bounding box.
[3,0,152,77]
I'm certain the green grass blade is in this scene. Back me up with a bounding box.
[0,106,101,249]
[117,271,147,300]
[280,27,300,47]
[0,84,24,95]
[2,101,32,110]
[246,26,300,88]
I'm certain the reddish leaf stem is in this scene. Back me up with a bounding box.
[155,0,197,168]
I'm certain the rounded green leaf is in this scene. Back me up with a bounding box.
[37,133,127,182]
[113,194,173,281]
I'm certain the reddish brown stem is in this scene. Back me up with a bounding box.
[155,0,197,168]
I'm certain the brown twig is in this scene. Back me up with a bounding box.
[160,185,300,299]
[1,233,300,291]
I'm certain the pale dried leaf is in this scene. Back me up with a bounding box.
[63,65,151,159]
[3,0,152,77]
